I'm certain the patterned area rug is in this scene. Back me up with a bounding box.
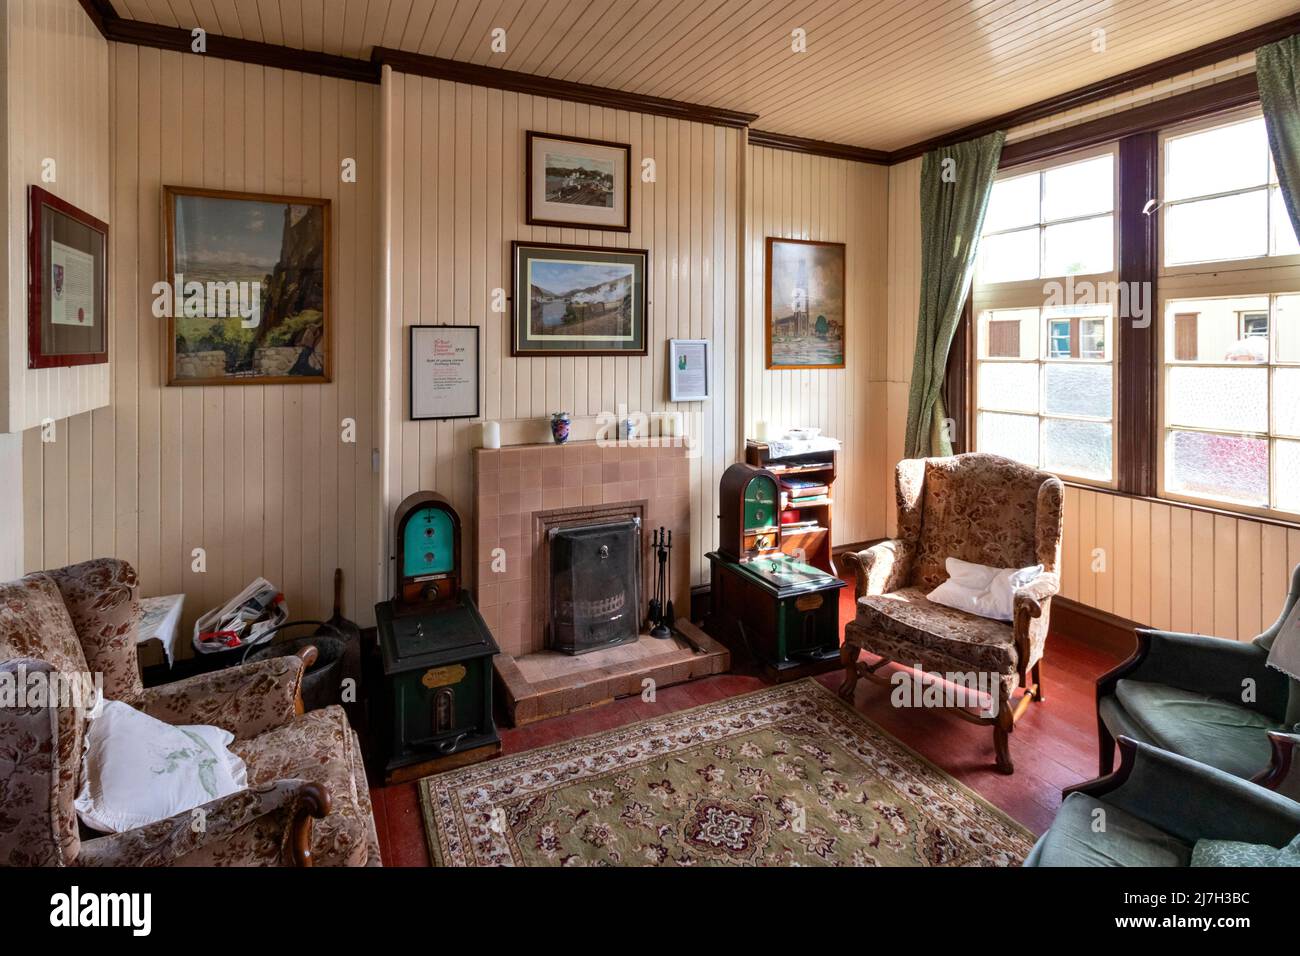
[419,679,1035,866]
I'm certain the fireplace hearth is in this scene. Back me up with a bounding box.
[549,519,641,654]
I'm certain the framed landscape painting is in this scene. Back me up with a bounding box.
[526,132,631,231]
[511,241,647,356]
[164,185,330,386]
[765,237,846,370]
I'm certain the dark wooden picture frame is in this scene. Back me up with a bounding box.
[526,131,632,232]
[163,185,331,386]
[764,237,847,370]
[27,185,109,369]
[511,240,648,357]
[409,324,480,421]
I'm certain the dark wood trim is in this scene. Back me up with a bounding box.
[1116,133,1159,498]
[943,295,972,454]
[373,47,757,129]
[888,11,1300,163]
[1062,735,1140,799]
[1253,731,1299,791]
[103,16,380,84]
[999,74,1259,169]
[287,782,332,867]
[1051,595,1140,660]
[76,0,116,36]
[747,129,888,165]
[524,131,632,232]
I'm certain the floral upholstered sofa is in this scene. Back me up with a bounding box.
[0,558,380,866]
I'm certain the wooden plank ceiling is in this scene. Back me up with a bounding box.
[112,0,1300,149]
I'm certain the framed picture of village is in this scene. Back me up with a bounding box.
[511,241,647,357]
[526,132,631,232]
[163,185,330,386]
[765,237,846,370]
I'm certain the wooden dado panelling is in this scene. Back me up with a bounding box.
[3,0,111,435]
[743,146,890,545]
[22,47,382,638]
[379,71,743,592]
[1061,486,1300,641]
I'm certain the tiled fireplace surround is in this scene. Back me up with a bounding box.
[472,439,692,659]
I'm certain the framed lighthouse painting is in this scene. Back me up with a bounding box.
[764,237,846,369]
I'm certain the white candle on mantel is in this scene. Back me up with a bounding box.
[481,421,501,449]
[753,420,770,441]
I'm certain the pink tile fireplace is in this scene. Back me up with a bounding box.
[472,438,727,724]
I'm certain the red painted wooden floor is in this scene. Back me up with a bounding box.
[368,584,1121,866]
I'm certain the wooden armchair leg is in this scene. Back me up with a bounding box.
[993,684,1015,775]
[1097,714,1116,777]
[838,641,861,701]
[1031,660,1045,703]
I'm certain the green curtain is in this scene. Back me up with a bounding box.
[903,130,1005,459]
[1259,35,1300,243]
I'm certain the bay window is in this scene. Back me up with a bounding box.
[973,149,1117,485]
[1159,111,1300,519]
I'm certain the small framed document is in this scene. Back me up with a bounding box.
[668,338,710,402]
[410,325,479,420]
[27,185,109,369]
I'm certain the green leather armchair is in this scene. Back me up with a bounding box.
[1095,564,1300,791]
[1025,735,1300,866]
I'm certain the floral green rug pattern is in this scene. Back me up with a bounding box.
[420,679,1035,866]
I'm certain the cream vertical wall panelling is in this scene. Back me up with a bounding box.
[379,72,747,594]
[3,0,111,435]
[883,55,1296,641]
[22,47,382,642]
[743,145,889,545]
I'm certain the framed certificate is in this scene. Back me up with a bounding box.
[668,338,710,402]
[410,325,480,421]
[27,185,109,369]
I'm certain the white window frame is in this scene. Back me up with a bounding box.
[1157,107,1300,520]
[973,143,1120,489]
[1160,108,1300,277]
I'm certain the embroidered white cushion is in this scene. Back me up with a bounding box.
[75,699,248,833]
[926,557,1043,622]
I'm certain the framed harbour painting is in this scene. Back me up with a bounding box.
[526,131,631,232]
[163,185,330,386]
[765,237,846,370]
[511,241,648,357]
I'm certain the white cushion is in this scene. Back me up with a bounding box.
[926,557,1043,622]
[75,699,248,833]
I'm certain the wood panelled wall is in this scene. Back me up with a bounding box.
[1061,487,1300,641]
[743,145,889,544]
[883,57,1293,640]
[379,70,743,591]
[3,0,111,432]
[22,47,382,638]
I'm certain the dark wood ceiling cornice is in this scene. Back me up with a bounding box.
[999,74,1261,169]
[747,130,889,165]
[370,48,757,129]
[75,2,1300,167]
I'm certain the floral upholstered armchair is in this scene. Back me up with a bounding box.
[839,453,1064,774]
[0,559,381,867]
